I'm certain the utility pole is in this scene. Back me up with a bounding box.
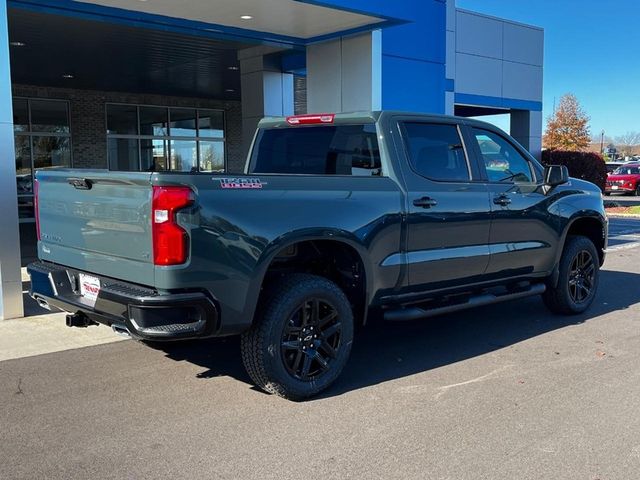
[600,130,605,154]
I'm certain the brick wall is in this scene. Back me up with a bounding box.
[12,84,245,173]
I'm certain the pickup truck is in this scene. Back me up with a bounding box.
[29,111,608,400]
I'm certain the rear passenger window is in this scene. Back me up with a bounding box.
[402,123,470,182]
[251,124,381,176]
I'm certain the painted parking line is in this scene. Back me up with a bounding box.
[606,217,640,252]
[607,242,640,252]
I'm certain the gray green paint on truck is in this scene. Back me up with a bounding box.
[29,111,608,399]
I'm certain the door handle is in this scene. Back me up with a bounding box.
[493,194,511,206]
[413,196,438,208]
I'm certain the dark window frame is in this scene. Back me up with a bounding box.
[105,103,226,173]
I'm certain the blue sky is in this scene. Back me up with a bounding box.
[457,0,640,140]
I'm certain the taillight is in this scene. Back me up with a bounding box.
[152,186,194,266]
[286,113,335,125]
[34,179,41,241]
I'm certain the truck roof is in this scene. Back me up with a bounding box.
[257,111,504,132]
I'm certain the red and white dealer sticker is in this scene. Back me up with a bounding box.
[218,178,265,189]
[79,273,100,306]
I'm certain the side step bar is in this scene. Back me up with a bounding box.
[384,283,546,322]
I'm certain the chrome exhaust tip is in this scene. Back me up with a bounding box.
[35,297,51,311]
[111,324,131,337]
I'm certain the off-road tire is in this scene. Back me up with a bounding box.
[241,274,354,401]
[543,235,600,315]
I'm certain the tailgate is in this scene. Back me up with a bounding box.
[36,169,155,286]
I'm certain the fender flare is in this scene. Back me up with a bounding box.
[549,212,607,287]
[241,228,374,325]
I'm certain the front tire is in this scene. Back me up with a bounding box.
[241,274,354,400]
[543,236,600,315]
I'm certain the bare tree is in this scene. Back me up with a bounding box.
[614,131,640,157]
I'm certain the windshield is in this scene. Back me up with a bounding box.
[613,166,640,175]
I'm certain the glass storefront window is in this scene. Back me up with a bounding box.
[107,104,226,172]
[108,138,139,171]
[13,98,29,132]
[199,141,225,172]
[33,137,71,169]
[30,100,70,133]
[107,104,138,135]
[170,140,198,172]
[141,139,168,171]
[13,98,72,222]
[140,107,168,136]
[15,136,32,193]
[198,110,225,138]
[169,108,197,137]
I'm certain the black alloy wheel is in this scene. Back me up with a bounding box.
[542,235,600,315]
[280,298,342,381]
[241,274,354,400]
[568,250,595,303]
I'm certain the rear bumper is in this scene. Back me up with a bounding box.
[28,261,219,341]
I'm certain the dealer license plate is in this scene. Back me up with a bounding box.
[612,185,619,190]
[79,273,101,305]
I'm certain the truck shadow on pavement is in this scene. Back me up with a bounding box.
[154,268,640,399]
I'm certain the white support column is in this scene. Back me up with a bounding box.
[306,30,382,113]
[239,47,294,160]
[0,1,24,320]
[511,109,543,160]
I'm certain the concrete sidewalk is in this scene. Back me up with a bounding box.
[0,313,125,362]
[0,268,124,362]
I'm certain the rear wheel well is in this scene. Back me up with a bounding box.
[262,240,367,324]
[566,217,606,264]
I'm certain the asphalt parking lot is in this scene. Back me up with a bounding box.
[604,194,640,207]
[2,217,640,480]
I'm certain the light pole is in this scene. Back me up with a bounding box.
[600,130,605,155]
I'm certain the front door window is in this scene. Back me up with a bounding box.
[471,128,534,183]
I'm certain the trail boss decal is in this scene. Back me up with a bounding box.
[219,178,265,189]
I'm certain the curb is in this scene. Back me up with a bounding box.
[606,213,640,218]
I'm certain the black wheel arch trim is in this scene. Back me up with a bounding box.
[550,211,607,287]
[242,228,374,328]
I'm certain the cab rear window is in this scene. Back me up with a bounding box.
[250,124,381,176]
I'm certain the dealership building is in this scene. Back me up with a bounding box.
[0,0,543,319]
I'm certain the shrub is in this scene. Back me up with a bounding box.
[541,150,607,191]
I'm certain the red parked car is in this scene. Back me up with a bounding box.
[606,163,640,195]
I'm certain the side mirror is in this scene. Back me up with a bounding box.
[544,165,569,187]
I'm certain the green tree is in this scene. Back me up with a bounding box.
[543,94,591,151]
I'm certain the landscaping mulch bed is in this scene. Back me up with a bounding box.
[605,205,640,217]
